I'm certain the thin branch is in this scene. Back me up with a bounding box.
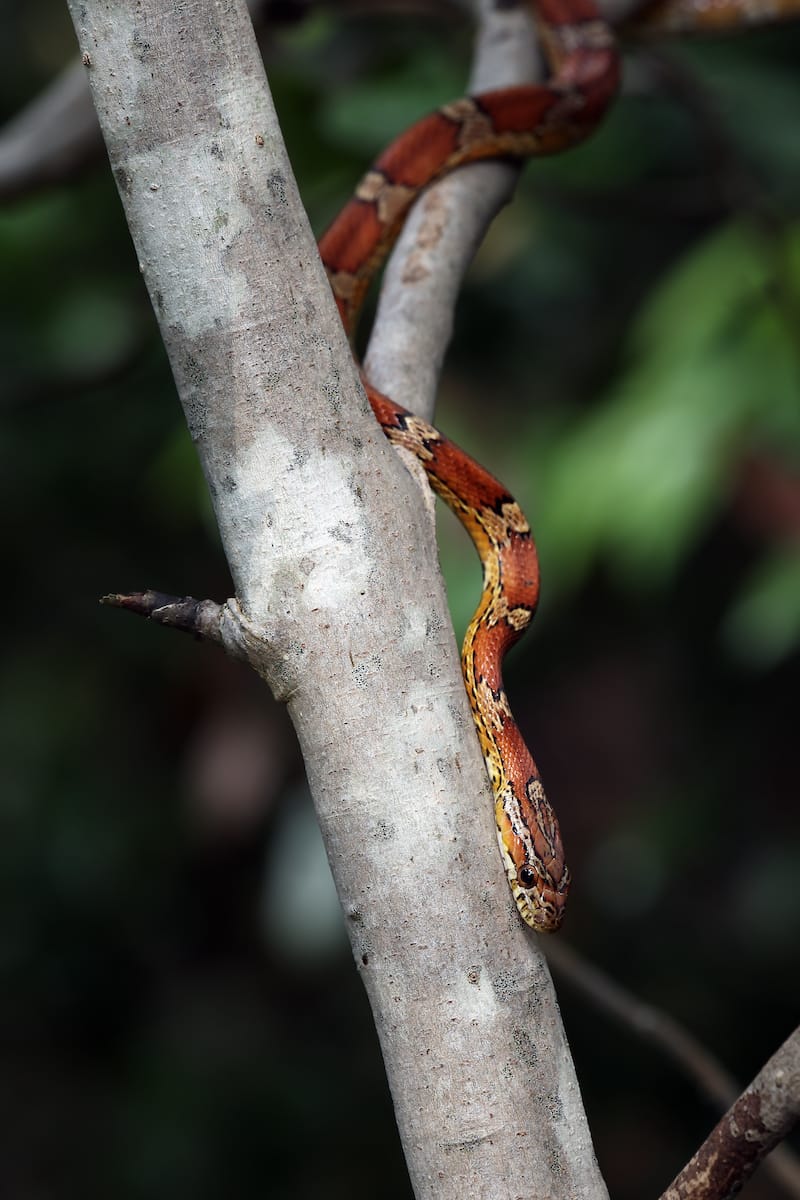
[100,591,282,669]
[545,939,800,1198]
[364,0,649,419]
[659,1026,800,1200]
[362,0,535,419]
[545,939,738,1105]
[0,60,103,203]
[101,590,227,643]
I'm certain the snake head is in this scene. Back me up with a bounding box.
[495,779,570,932]
[510,861,570,932]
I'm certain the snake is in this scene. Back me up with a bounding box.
[317,0,620,931]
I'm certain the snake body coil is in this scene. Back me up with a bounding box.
[319,0,620,930]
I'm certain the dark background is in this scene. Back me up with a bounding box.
[2,1,799,1197]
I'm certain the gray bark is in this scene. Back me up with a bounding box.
[65,1,608,1196]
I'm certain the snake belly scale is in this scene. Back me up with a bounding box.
[318,0,620,930]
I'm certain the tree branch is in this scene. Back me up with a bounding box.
[68,2,608,1195]
[659,1026,800,1200]
[0,60,103,203]
[363,0,644,419]
[363,0,534,419]
[545,939,800,1198]
[100,591,248,657]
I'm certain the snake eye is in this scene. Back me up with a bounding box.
[518,866,536,888]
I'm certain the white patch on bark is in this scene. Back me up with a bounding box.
[231,429,374,612]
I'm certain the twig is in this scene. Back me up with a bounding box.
[362,0,535,419]
[544,939,800,1198]
[100,591,265,667]
[102,590,225,642]
[660,1026,800,1200]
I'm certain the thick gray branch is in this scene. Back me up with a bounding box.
[66,2,607,1196]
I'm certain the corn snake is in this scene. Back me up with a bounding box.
[318,0,619,931]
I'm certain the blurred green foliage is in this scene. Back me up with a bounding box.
[541,221,800,597]
[2,2,799,1198]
